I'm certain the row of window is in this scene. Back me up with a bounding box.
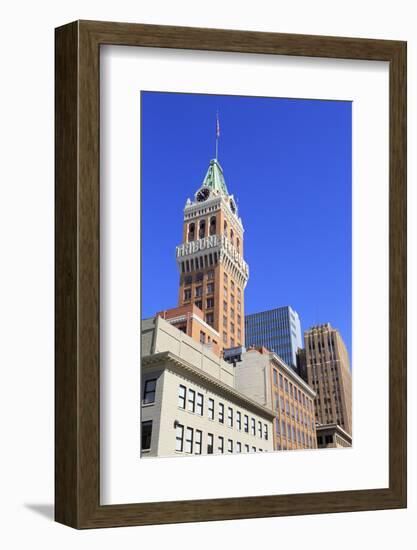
[178,384,268,440]
[273,394,315,430]
[184,270,214,285]
[183,282,215,301]
[272,370,313,411]
[274,418,315,447]
[175,424,266,455]
[186,220,241,252]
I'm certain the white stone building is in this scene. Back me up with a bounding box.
[141,316,275,458]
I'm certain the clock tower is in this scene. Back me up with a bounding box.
[176,158,249,351]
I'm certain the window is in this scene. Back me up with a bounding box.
[188,222,195,242]
[230,294,235,305]
[227,439,233,453]
[205,313,214,326]
[206,297,214,309]
[223,300,227,311]
[273,370,278,385]
[207,433,214,454]
[218,436,224,453]
[141,421,152,451]
[237,301,241,312]
[244,415,249,433]
[236,237,240,252]
[209,216,216,235]
[178,385,186,409]
[196,393,204,416]
[185,427,193,453]
[200,331,206,344]
[207,283,214,294]
[230,322,235,334]
[236,411,241,430]
[219,403,224,423]
[223,220,227,234]
[274,394,280,411]
[237,288,241,298]
[175,424,184,452]
[223,315,227,327]
[224,273,228,283]
[188,389,195,412]
[195,286,203,297]
[237,328,241,341]
[208,398,214,420]
[143,379,156,404]
[223,332,227,344]
[279,373,283,388]
[290,383,293,397]
[195,430,202,454]
[237,314,241,325]
[275,418,280,434]
[258,421,262,438]
[228,407,233,427]
[207,269,214,280]
[230,229,234,244]
[286,400,290,415]
[184,288,191,301]
[184,275,192,285]
[196,272,204,282]
[195,300,202,310]
[231,308,235,318]
[230,337,235,347]
[231,280,235,291]
[251,418,256,435]
[245,444,250,453]
[264,424,268,440]
[199,219,206,239]
[284,379,289,392]
[236,442,242,453]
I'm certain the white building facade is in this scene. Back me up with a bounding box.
[141,317,275,458]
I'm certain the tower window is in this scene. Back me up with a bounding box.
[195,286,203,297]
[184,275,192,285]
[230,229,234,245]
[206,313,214,326]
[207,270,214,280]
[209,216,216,235]
[224,220,227,234]
[188,223,195,242]
[236,237,240,252]
[184,289,191,301]
[207,283,214,294]
[206,298,214,309]
[199,220,206,239]
[195,272,204,282]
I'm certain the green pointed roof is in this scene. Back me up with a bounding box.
[201,159,229,196]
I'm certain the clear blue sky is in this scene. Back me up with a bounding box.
[141,91,352,359]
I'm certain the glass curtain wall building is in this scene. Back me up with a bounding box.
[245,306,302,370]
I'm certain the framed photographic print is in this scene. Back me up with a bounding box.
[55,20,406,528]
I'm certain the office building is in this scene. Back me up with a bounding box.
[304,323,352,436]
[175,158,249,351]
[245,306,302,369]
[234,347,317,451]
[141,316,275,457]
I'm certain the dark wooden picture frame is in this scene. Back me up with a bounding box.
[55,20,407,529]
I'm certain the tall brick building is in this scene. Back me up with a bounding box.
[175,158,249,351]
[304,323,352,436]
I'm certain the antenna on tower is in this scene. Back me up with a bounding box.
[215,111,220,160]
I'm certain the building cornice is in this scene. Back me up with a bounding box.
[142,351,276,420]
[269,352,316,398]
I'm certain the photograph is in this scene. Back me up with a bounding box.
[140,91,353,458]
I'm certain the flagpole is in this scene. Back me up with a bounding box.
[215,111,220,161]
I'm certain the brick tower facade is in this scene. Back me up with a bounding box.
[176,159,249,352]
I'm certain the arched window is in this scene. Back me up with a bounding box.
[224,220,228,234]
[230,229,234,245]
[236,237,240,252]
[209,216,216,236]
[199,219,206,239]
[188,222,195,242]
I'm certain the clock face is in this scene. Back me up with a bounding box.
[229,198,236,214]
[196,188,210,202]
